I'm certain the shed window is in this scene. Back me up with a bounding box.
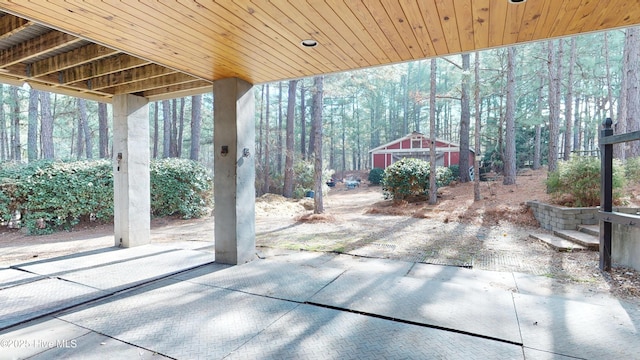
[412,139,422,149]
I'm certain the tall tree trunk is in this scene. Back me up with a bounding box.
[564,38,576,160]
[429,59,438,205]
[473,52,481,201]
[262,84,271,194]
[354,98,361,170]
[76,106,84,160]
[497,68,505,169]
[459,53,471,182]
[547,40,560,173]
[573,97,581,153]
[170,98,178,157]
[341,103,346,174]
[190,95,202,161]
[9,86,21,161]
[312,76,324,214]
[300,83,307,159]
[402,69,409,134]
[177,97,185,158]
[308,85,316,160]
[283,79,298,198]
[604,31,615,120]
[624,27,640,158]
[503,47,517,185]
[369,94,382,149]
[153,102,159,159]
[616,31,629,160]
[277,82,283,175]
[27,88,39,162]
[39,91,54,159]
[533,125,541,170]
[78,98,92,159]
[329,106,334,170]
[162,100,171,158]
[258,85,264,168]
[0,86,6,161]
[98,102,109,158]
[533,68,544,170]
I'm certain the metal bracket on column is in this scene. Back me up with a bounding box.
[117,153,122,171]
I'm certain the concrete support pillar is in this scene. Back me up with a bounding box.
[213,78,255,265]
[112,94,150,248]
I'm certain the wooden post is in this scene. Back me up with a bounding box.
[599,118,613,271]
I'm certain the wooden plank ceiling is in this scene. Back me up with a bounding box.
[0,0,638,102]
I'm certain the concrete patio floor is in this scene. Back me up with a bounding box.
[0,242,639,359]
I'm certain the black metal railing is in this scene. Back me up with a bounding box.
[598,118,640,270]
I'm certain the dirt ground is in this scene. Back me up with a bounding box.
[1,168,639,305]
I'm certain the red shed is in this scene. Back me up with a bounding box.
[369,131,475,172]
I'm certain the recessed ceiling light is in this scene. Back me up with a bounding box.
[508,0,526,3]
[301,39,318,48]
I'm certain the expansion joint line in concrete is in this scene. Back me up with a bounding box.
[303,301,524,347]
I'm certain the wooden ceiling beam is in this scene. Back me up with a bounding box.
[87,64,177,91]
[0,30,82,67]
[143,80,212,102]
[0,63,28,78]
[32,72,93,92]
[27,80,112,103]
[110,72,199,95]
[57,54,150,85]
[29,43,118,77]
[0,73,26,86]
[0,14,33,40]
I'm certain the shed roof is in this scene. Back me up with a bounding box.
[369,132,472,153]
[0,1,638,101]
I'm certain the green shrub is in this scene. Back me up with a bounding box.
[448,164,460,181]
[291,159,333,199]
[0,182,14,223]
[150,158,212,218]
[0,158,213,234]
[368,168,384,185]
[436,166,455,187]
[10,160,114,234]
[546,155,625,207]
[382,158,430,200]
[382,158,457,201]
[625,156,640,182]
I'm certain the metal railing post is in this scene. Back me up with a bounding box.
[599,118,613,271]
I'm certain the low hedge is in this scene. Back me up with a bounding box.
[0,158,212,234]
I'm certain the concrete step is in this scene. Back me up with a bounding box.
[554,229,599,250]
[529,233,587,252]
[577,224,599,237]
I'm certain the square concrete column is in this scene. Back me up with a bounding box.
[213,78,255,265]
[112,94,150,248]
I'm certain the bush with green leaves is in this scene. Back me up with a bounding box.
[436,166,456,187]
[383,158,430,200]
[625,156,640,182]
[291,159,333,199]
[546,155,625,207]
[8,160,114,234]
[368,168,385,185]
[448,164,460,181]
[150,158,212,218]
[382,158,455,201]
[0,182,14,223]
[0,158,213,234]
